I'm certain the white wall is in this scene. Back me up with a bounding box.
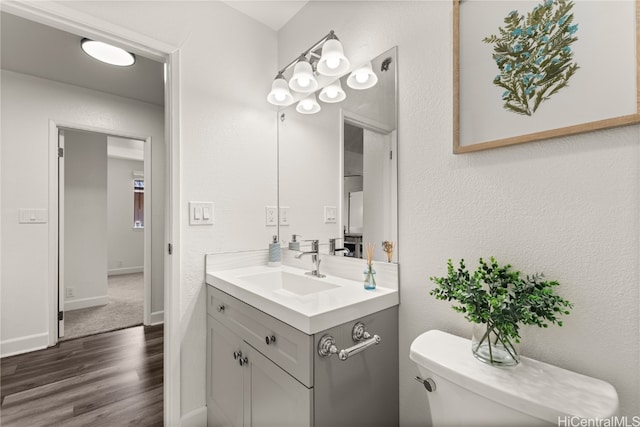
[64,129,108,310]
[108,156,144,275]
[278,1,640,421]
[46,1,278,418]
[0,70,165,355]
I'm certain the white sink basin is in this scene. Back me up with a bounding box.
[237,270,340,296]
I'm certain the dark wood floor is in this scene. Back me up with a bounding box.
[0,324,163,426]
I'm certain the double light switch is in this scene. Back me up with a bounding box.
[189,202,214,225]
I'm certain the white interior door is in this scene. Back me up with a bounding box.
[58,129,65,338]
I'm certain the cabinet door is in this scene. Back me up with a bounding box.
[208,316,245,427]
[243,344,312,427]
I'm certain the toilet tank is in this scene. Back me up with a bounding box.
[410,330,619,426]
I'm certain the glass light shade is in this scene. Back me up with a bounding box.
[289,59,318,93]
[317,39,350,76]
[267,76,294,106]
[296,94,321,114]
[81,39,135,67]
[347,62,378,90]
[319,80,346,103]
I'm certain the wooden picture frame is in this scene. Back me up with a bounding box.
[453,0,640,154]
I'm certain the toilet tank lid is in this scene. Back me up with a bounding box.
[409,330,619,423]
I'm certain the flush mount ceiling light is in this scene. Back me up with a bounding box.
[267,73,294,106]
[347,62,378,90]
[81,38,136,67]
[319,80,346,103]
[296,94,321,114]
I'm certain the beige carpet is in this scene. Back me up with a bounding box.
[62,273,144,340]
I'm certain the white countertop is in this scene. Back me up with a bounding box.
[206,264,399,334]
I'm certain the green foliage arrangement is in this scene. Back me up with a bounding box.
[483,0,579,116]
[429,257,573,364]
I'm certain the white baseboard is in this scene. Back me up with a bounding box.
[108,266,143,276]
[1,332,49,358]
[150,310,164,325]
[181,406,207,427]
[65,295,108,311]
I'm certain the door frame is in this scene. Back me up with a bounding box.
[2,1,182,425]
[54,125,154,336]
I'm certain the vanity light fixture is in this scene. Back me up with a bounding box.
[289,56,318,93]
[319,80,346,103]
[296,94,321,114]
[347,62,378,90]
[316,33,350,76]
[267,30,351,112]
[267,73,294,106]
[81,38,135,67]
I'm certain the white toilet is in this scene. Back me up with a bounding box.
[410,330,619,426]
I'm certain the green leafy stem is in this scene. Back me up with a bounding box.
[483,0,580,116]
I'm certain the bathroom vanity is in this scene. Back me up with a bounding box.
[205,256,399,427]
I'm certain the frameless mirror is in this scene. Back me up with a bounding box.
[277,47,397,262]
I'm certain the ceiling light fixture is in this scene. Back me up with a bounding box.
[81,38,136,67]
[347,62,378,90]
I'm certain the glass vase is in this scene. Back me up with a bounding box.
[363,263,376,290]
[471,323,519,366]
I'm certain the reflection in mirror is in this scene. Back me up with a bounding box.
[278,47,397,263]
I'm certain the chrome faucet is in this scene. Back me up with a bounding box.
[294,240,325,278]
[329,238,351,256]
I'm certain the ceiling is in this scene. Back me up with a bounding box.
[221,1,308,31]
[0,2,307,106]
[1,12,165,106]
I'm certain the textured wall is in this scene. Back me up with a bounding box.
[0,70,165,355]
[278,1,640,422]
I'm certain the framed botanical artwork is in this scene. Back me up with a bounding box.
[453,0,640,153]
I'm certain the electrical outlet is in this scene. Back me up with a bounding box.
[324,206,337,223]
[66,287,75,298]
[279,206,290,226]
[265,206,278,226]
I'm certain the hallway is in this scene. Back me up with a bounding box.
[0,324,163,426]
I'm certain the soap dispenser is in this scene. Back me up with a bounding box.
[288,234,301,251]
[268,235,281,267]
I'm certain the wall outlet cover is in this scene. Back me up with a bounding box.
[279,206,290,226]
[265,206,278,226]
[324,206,337,224]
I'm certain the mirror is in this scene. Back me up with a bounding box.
[278,47,397,262]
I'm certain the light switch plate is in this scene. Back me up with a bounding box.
[18,208,47,224]
[324,206,337,223]
[189,202,214,225]
[279,206,290,226]
[265,206,278,226]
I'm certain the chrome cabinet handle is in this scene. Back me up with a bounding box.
[217,304,225,313]
[265,335,276,345]
[233,351,242,360]
[239,356,249,366]
[318,332,381,361]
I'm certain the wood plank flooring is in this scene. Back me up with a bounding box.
[0,324,163,426]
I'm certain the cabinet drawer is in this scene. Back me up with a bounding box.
[207,286,313,387]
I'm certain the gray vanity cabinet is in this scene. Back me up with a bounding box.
[207,316,312,427]
[206,285,399,427]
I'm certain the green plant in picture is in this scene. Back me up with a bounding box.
[429,257,573,366]
[483,0,579,116]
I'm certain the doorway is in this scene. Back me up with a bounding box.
[58,128,151,340]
